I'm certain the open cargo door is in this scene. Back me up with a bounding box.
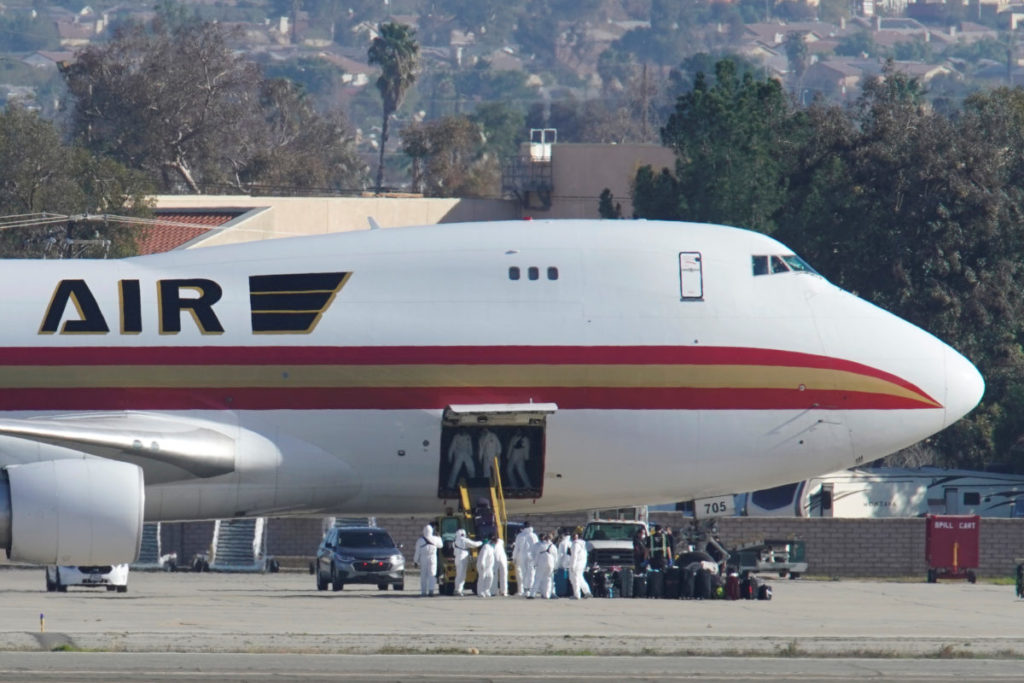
[438,403,557,501]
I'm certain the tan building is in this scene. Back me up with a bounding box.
[503,142,676,220]
[148,142,679,250]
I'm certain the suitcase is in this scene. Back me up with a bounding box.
[632,573,648,598]
[647,569,664,598]
[554,568,570,597]
[739,576,755,600]
[680,564,697,599]
[725,573,740,600]
[589,569,607,598]
[619,567,634,598]
[695,568,712,600]
[758,583,773,601]
[663,567,680,599]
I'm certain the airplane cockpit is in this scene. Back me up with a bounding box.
[751,254,818,276]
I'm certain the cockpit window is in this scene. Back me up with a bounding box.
[752,254,818,276]
[781,255,816,273]
[752,255,769,276]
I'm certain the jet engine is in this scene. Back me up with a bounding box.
[0,458,144,565]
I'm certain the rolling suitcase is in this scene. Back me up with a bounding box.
[632,573,648,598]
[647,569,664,598]
[554,568,571,597]
[725,573,740,600]
[663,566,680,599]
[680,564,698,599]
[589,569,607,598]
[695,568,712,600]
[619,567,634,598]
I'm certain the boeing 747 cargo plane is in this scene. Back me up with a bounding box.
[0,219,983,565]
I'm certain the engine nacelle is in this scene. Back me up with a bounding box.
[0,459,144,565]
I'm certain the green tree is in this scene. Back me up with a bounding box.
[598,188,622,219]
[368,22,419,194]
[469,102,525,159]
[0,106,151,258]
[400,115,495,197]
[653,59,800,232]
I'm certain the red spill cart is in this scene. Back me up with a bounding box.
[925,514,979,583]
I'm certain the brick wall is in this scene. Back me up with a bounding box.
[174,515,1024,578]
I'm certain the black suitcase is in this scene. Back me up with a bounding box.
[647,569,664,598]
[632,573,648,598]
[619,567,634,598]
[589,569,607,598]
[663,567,680,599]
[758,583,773,600]
[680,564,698,599]
[695,568,712,600]
[740,576,758,600]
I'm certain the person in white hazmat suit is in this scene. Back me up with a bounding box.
[512,524,538,597]
[478,428,502,481]
[453,528,482,596]
[446,430,476,489]
[413,524,443,597]
[568,532,593,599]
[475,537,495,597]
[557,532,572,570]
[530,533,558,599]
[492,535,509,596]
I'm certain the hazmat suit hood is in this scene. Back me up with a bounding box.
[422,524,434,536]
[455,529,466,539]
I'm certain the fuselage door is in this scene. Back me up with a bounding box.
[439,403,557,501]
[679,252,703,300]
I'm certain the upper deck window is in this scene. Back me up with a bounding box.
[752,254,818,276]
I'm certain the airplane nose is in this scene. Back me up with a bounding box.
[943,345,984,427]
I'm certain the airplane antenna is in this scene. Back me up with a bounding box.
[367,217,382,231]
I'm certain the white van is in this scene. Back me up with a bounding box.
[45,565,129,593]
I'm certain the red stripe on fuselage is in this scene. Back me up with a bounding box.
[0,386,934,412]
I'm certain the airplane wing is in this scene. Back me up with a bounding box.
[0,412,236,484]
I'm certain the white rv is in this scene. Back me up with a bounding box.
[738,467,1024,518]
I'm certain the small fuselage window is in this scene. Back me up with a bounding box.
[752,254,818,276]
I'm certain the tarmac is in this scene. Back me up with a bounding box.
[1,567,1023,681]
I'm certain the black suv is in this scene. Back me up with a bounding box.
[315,526,405,591]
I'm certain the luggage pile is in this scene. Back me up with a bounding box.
[581,564,772,601]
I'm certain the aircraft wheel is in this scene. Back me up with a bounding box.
[116,585,128,593]
[316,569,328,591]
[378,583,389,591]
[393,582,404,591]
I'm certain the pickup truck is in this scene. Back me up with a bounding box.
[582,519,647,569]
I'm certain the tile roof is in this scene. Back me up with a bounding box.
[132,211,243,255]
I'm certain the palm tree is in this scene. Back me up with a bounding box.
[368,22,419,194]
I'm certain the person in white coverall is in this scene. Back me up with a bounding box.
[453,528,482,596]
[568,532,592,599]
[475,537,495,597]
[512,524,538,597]
[446,430,476,489]
[478,428,502,481]
[413,524,443,596]
[505,430,531,489]
[530,533,557,599]
[492,535,509,597]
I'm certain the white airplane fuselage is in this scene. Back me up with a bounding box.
[0,220,984,526]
